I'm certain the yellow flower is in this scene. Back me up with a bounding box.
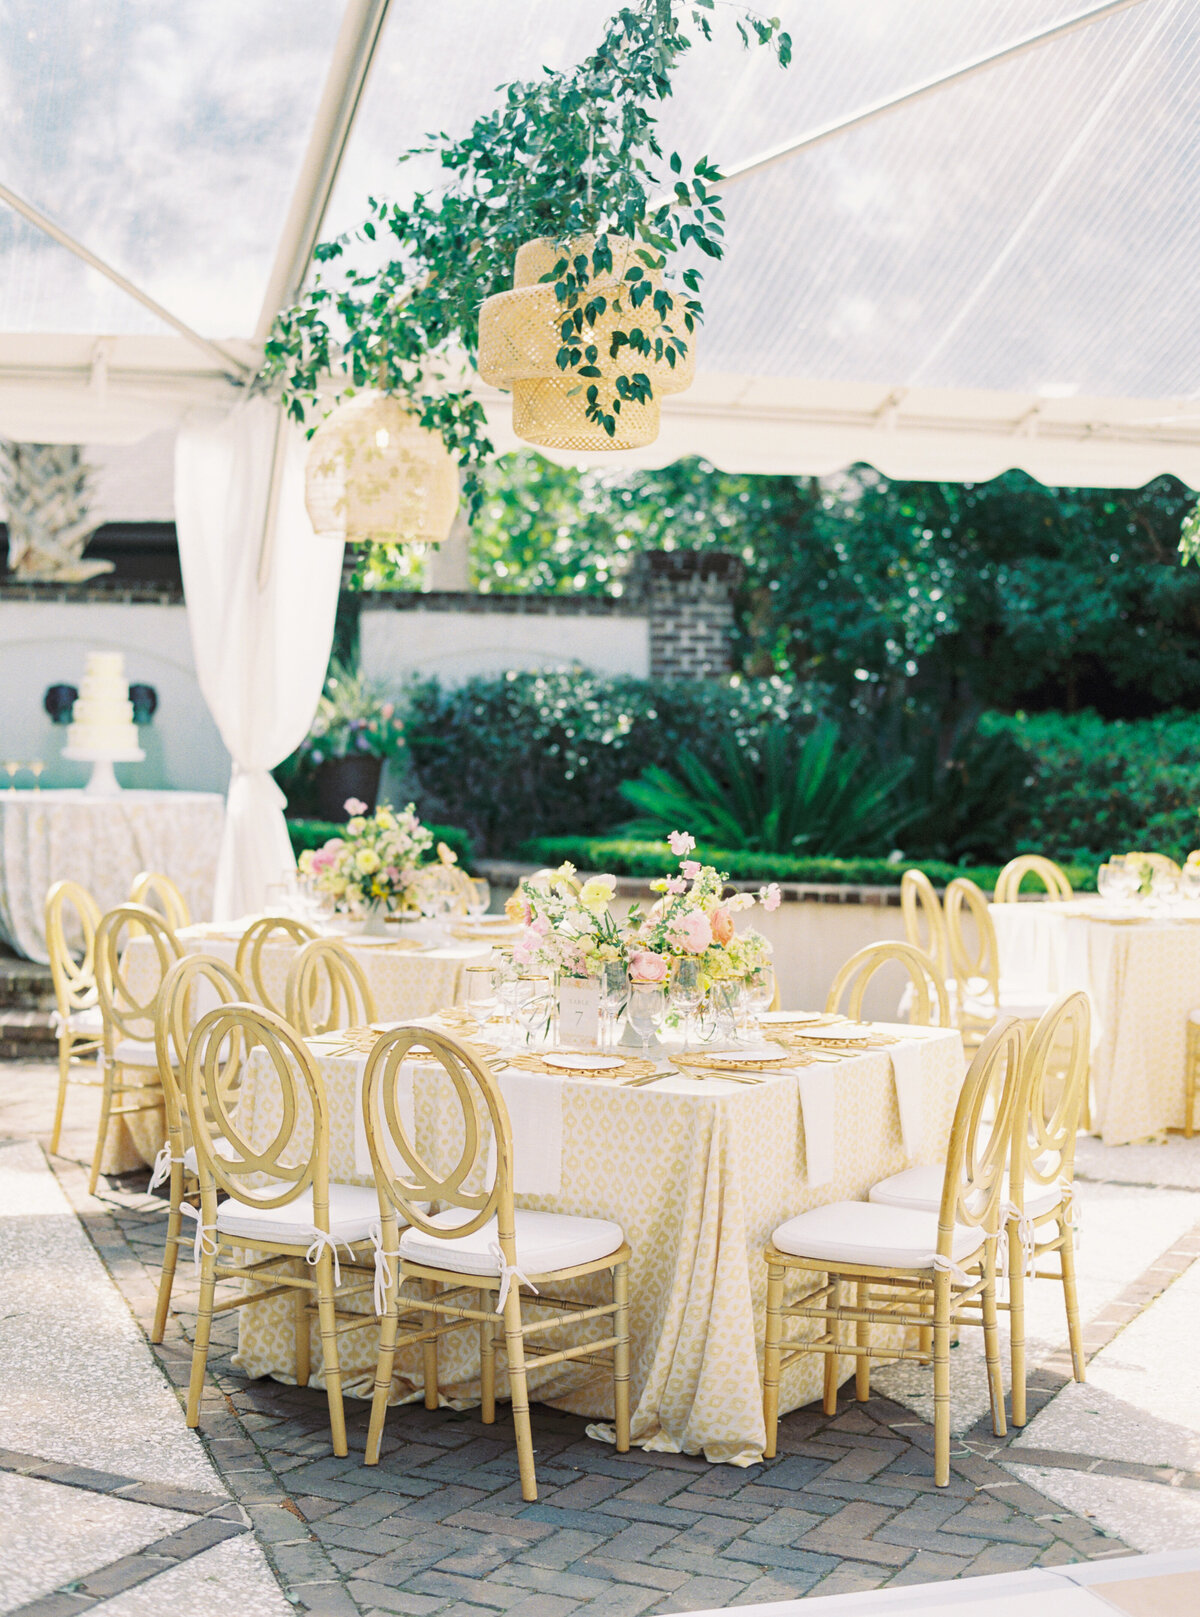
[579,875,616,914]
[356,848,381,874]
[346,816,366,835]
[437,840,458,866]
[297,849,313,874]
[376,809,396,830]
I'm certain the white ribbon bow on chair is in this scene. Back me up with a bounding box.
[1058,1180,1081,1244]
[179,1203,218,1266]
[1001,1201,1038,1279]
[370,1223,401,1316]
[305,1230,356,1287]
[931,1252,973,1287]
[490,1242,538,1310]
[148,1141,186,1192]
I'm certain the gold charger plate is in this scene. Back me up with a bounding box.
[502,1049,657,1083]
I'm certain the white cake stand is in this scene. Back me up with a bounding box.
[62,746,145,798]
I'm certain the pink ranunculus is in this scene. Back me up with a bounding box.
[530,914,552,936]
[761,882,782,913]
[668,910,713,954]
[384,866,399,882]
[343,797,368,816]
[665,875,686,894]
[709,906,734,945]
[668,830,696,857]
[681,859,702,880]
[629,950,669,983]
[310,848,337,872]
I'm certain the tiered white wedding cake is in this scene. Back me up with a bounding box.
[63,651,145,795]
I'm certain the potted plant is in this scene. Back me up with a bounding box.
[301,663,405,822]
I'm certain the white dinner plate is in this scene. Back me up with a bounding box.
[540,1052,624,1073]
[759,1010,826,1025]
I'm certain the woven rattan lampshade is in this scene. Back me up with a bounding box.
[304,392,459,547]
[478,234,695,453]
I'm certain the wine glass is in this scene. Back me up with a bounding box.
[3,762,18,793]
[1150,865,1180,912]
[669,957,703,1052]
[1182,865,1200,906]
[468,877,491,918]
[739,964,775,1041]
[627,978,666,1057]
[515,975,554,1047]
[463,965,498,1038]
[29,760,45,792]
[599,959,629,1050]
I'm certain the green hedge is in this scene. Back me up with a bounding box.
[986,710,1200,862]
[287,818,475,870]
[519,836,1099,892]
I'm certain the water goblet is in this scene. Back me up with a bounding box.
[468,877,491,918]
[1150,865,1180,912]
[626,978,666,1057]
[463,965,498,1038]
[669,957,703,1052]
[1182,865,1200,906]
[739,963,775,1040]
[599,959,629,1050]
[515,975,554,1047]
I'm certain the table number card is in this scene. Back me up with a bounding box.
[558,976,601,1046]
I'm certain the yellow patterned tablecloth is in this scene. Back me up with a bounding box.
[109,922,487,1175]
[992,901,1200,1145]
[232,1024,965,1464]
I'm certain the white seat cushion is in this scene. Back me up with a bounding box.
[399,1207,624,1278]
[216,1183,379,1246]
[183,1137,232,1173]
[68,1007,103,1036]
[771,1200,986,1271]
[113,1035,177,1068]
[870,1162,1064,1219]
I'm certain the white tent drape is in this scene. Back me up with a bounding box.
[174,395,344,920]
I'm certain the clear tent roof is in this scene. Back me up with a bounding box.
[3,0,1199,483]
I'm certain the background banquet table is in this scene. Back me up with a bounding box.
[231,1022,965,1466]
[0,788,223,962]
[109,920,490,1175]
[991,899,1200,1145]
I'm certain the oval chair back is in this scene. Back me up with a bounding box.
[944,877,1000,1011]
[129,870,192,931]
[285,938,377,1035]
[900,870,949,980]
[407,862,475,918]
[363,1024,514,1257]
[1011,990,1090,1211]
[156,953,249,1152]
[94,904,182,1048]
[825,940,951,1027]
[994,856,1072,905]
[937,1016,1025,1249]
[184,1002,326,1217]
[235,915,318,1015]
[45,879,101,1020]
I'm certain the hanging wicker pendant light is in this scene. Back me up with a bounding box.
[478,234,695,453]
[304,392,459,547]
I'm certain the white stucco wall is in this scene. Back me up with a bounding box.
[0,599,230,793]
[361,606,651,688]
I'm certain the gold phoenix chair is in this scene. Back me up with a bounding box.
[91,904,183,1195]
[285,937,378,1036]
[763,1017,1024,1486]
[826,940,951,1028]
[183,1002,380,1456]
[363,1025,632,1500]
[993,856,1072,905]
[129,870,192,931]
[900,869,951,985]
[44,879,104,1155]
[235,915,318,1014]
[150,953,249,1342]
[870,991,1090,1426]
[945,877,1054,1052]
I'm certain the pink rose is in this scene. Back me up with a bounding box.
[760,883,782,913]
[629,950,669,983]
[310,848,336,873]
[668,830,696,857]
[665,875,686,894]
[709,906,734,945]
[343,797,368,816]
[681,859,701,880]
[668,910,713,954]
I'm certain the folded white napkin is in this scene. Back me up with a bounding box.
[889,1040,926,1160]
[492,1068,564,1196]
[796,1070,836,1187]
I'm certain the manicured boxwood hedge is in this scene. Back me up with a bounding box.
[519,836,1099,893]
[287,818,475,870]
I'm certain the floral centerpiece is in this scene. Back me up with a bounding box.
[508,865,626,979]
[625,830,779,986]
[298,798,434,923]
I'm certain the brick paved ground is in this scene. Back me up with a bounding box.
[9,1061,1187,1616]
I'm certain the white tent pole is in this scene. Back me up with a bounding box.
[715,0,1152,191]
[252,0,392,344]
[0,178,251,383]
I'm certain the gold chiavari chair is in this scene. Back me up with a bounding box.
[406,861,475,917]
[285,937,378,1036]
[183,1002,380,1455]
[826,940,951,1028]
[363,1025,631,1500]
[944,877,1054,1052]
[900,869,951,984]
[993,855,1072,905]
[44,880,104,1155]
[235,915,318,1014]
[763,1018,1023,1487]
[91,904,182,1195]
[150,953,248,1342]
[129,870,192,931]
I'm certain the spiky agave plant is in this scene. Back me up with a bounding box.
[0,440,111,581]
